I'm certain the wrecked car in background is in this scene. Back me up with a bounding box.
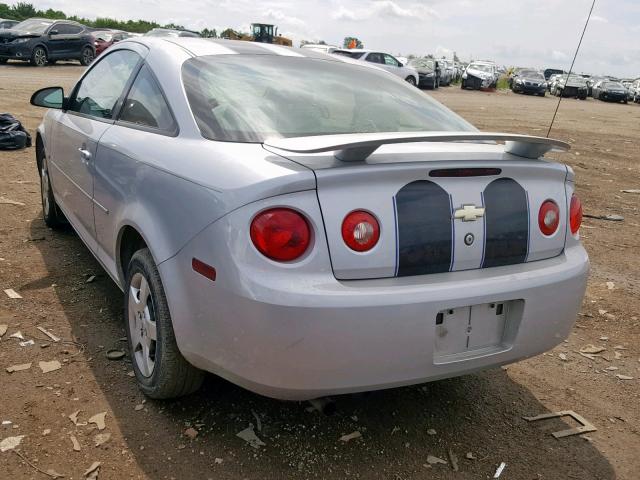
[552,74,588,99]
[461,61,497,90]
[592,80,628,103]
[511,70,547,97]
[408,57,439,89]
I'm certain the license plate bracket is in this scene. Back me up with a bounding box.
[434,300,522,363]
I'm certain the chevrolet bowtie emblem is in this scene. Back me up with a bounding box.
[454,205,485,222]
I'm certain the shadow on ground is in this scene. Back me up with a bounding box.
[28,217,615,480]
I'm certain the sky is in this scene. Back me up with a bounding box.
[27,0,640,78]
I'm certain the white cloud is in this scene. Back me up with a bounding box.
[590,15,608,23]
[332,1,439,22]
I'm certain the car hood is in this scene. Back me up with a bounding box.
[0,29,39,39]
[604,87,626,92]
[466,67,493,79]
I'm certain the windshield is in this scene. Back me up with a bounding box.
[183,56,475,143]
[565,75,587,85]
[93,31,113,41]
[14,19,52,33]
[409,59,434,69]
[520,71,544,80]
[604,82,624,89]
[469,63,493,73]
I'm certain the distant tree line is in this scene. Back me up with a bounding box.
[0,1,221,35]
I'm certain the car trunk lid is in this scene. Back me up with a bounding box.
[265,133,570,280]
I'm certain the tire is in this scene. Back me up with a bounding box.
[0,58,7,65]
[30,46,47,67]
[405,76,416,87]
[48,59,57,65]
[125,248,204,399]
[539,92,545,97]
[38,147,67,228]
[461,79,466,89]
[80,46,94,66]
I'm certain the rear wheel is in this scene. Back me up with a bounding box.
[125,248,204,399]
[405,76,416,87]
[31,46,47,67]
[39,152,67,228]
[80,46,94,66]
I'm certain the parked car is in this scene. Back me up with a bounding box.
[438,59,453,86]
[548,73,568,93]
[592,80,628,103]
[630,79,640,103]
[407,57,438,89]
[553,74,588,99]
[93,30,131,56]
[0,18,95,66]
[144,28,200,38]
[30,38,588,401]
[510,70,547,96]
[0,18,18,29]
[332,49,419,85]
[300,43,337,54]
[543,68,564,81]
[461,61,497,89]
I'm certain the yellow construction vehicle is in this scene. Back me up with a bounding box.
[220,23,292,47]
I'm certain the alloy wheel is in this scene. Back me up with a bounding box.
[34,48,46,66]
[128,272,157,377]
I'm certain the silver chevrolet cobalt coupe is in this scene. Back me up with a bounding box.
[31,38,588,400]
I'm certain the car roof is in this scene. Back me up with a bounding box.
[132,37,359,60]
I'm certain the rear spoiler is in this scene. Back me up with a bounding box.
[264,132,570,162]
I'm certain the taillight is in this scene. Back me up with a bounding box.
[538,200,560,236]
[250,208,310,262]
[570,194,582,235]
[341,210,380,252]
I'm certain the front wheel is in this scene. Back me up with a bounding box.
[405,76,416,87]
[125,248,204,399]
[30,46,47,67]
[80,46,94,66]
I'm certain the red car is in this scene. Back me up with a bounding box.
[92,30,131,56]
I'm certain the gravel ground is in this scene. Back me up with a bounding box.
[0,62,639,479]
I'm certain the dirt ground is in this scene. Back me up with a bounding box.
[1,62,639,480]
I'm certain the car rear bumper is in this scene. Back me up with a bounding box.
[160,219,589,400]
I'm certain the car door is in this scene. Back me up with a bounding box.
[382,54,403,77]
[93,61,177,276]
[46,23,79,58]
[49,49,141,249]
[364,52,384,67]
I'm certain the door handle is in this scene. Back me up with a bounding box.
[78,148,92,162]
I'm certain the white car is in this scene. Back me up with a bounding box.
[300,43,338,54]
[462,61,498,90]
[333,49,419,86]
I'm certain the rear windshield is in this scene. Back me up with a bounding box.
[182,55,475,143]
[333,50,365,59]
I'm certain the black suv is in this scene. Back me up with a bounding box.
[0,18,95,66]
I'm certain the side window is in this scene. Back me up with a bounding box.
[69,50,140,119]
[54,24,82,35]
[384,54,399,67]
[119,64,176,133]
[366,53,383,64]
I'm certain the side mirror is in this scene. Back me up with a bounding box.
[31,87,65,109]
[112,38,120,43]
[49,29,59,36]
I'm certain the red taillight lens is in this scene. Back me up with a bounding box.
[250,208,310,262]
[570,194,582,235]
[538,200,560,236]
[341,210,380,252]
